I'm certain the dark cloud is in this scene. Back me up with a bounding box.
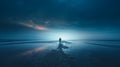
[0,0,120,39]
[0,0,120,19]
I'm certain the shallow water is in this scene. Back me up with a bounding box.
[0,40,120,67]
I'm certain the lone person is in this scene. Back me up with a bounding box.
[57,38,69,52]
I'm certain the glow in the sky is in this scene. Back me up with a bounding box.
[18,20,48,31]
[44,30,85,40]
[50,33,77,40]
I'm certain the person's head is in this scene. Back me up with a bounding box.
[59,38,62,42]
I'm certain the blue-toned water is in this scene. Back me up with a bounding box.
[0,40,120,67]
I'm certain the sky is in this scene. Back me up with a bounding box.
[0,0,120,39]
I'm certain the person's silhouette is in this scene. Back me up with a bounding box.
[57,38,68,52]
